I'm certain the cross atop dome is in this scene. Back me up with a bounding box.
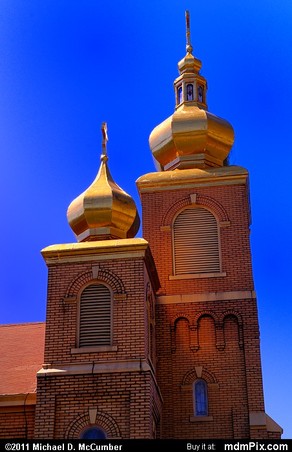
[148,11,234,171]
[101,122,108,162]
[185,10,193,54]
[67,122,140,242]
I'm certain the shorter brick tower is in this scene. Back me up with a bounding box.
[34,124,161,439]
[136,11,282,439]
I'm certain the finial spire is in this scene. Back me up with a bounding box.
[101,122,108,162]
[185,10,193,54]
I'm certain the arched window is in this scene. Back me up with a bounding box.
[173,207,220,275]
[79,426,107,439]
[177,86,183,105]
[193,379,208,416]
[198,84,204,103]
[186,83,194,101]
[79,283,112,347]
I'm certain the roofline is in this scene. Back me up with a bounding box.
[0,393,36,407]
[0,322,45,328]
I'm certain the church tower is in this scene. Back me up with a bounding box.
[32,12,282,440]
[34,124,161,439]
[136,11,282,439]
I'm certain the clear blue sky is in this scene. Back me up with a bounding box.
[0,0,291,439]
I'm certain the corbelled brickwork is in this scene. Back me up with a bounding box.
[155,297,262,438]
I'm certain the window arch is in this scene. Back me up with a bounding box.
[193,379,208,416]
[79,283,112,347]
[79,426,107,439]
[173,207,220,275]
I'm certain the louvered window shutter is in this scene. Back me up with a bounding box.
[173,207,220,275]
[79,284,111,347]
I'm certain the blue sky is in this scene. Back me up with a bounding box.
[0,0,291,439]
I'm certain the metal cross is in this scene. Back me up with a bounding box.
[185,10,193,54]
[101,122,108,159]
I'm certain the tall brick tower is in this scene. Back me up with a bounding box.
[136,11,282,439]
[34,124,161,439]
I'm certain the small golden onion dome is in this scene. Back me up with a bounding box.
[67,124,140,242]
[149,11,234,171]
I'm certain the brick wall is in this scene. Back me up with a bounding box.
[0,405,35,439]
[44,258,150,365]
[138,171,275,438]
[32,168,281,439]
[140,183,254,295]
[35,248,162,438]
[35,372,161,439]
[155,298,264,438]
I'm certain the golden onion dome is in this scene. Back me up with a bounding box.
[67,123,140,242]
[149,11,234,171]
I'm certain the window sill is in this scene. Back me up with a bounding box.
[71,345,118,354]
[189,416,213,422]
[169,272,226,280]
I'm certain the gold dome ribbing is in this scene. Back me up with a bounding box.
[67,123,140,242]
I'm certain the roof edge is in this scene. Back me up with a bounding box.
[0,393,36,407]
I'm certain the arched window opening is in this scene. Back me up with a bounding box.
[198,84,204,102]
[173,207,220,275]
[193,379,208,416]
[79,283,112,347]
[177,86,183,105]
[79,426,107,439]
[186,84,194,101]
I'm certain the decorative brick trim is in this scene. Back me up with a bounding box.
[162,196,189,226]
[170,313,193,353]
[65,410,121,439]
[182,367,218,385]
[91,266,125,294]
[221,310,243,326]
[170,312,193,327]
[170,311,230,353]
[222,311,244,350]
[193,311,220,327]
[65,266,126,299]
[65,270,92,298]
[161,194,229,227]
